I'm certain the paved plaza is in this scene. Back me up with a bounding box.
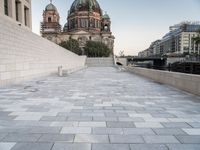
[0,67,200,150]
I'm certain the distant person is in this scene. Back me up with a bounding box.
[168,63,171,72]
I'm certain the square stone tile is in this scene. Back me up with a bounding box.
[74,134,109,143]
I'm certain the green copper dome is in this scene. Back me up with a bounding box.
[45,3,57,11]
[69,0,102,14]
[102,13,110,19]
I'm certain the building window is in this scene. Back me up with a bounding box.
[80,19,88,28]
[48,17,52,22]
[4,0,9,16]
[24,6,29,26]
[15,0,20,21]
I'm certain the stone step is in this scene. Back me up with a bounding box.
[86,57,114,67]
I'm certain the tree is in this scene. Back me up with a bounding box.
[119,51,125,57]
[59,39,82,55]
[84,41,112,57]
[192,29,200,55]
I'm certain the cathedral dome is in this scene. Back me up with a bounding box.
[69,0,102,15]
[102,13,110,19]
[45,3,57,11]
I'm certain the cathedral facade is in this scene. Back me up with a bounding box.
[41,0,115,54]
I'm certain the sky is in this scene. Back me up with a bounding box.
[32,0,200,56]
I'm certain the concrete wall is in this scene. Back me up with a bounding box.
[127,67,200,96]
[0,15,86,87]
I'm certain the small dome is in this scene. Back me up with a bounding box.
[102,13,110,19]
[45,3,57,11]
[69,0,102,15]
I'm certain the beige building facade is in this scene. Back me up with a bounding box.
[0,0,32,29]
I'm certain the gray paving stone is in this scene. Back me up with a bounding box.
[79,122,106,127]
[135,122,163,128]
[93,127,123,135]
[0,142,16,150]
[166,144,200,150]
[0,134,8,141]
[93,117,118,121]
[107,122,135,128]
[162,122,191,128]
[105,113,128,117]
[109,135,144,144]
[67,116,92,121]
[176,135,200,144]
[27,127,61,134]
[52,143,91,150]
[123,128,155,135]
[118,117,144,122]
[92,144,130,150]
[61,127,91,134]
[153,128,187,135]
[188,122,200,128]
[11,142,53,150]
[74,134,109,143]
[130,144,168,150]
[0,67,200,149]
[182,129,200,135]
[38,134,74,142]
[143,135,180,143]
[2,133,41,142]
[40,116,66,121]
[151,113,176,118]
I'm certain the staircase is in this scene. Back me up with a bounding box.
[86,57,114,67]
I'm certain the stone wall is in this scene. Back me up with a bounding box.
[127,67,200,96]
[0,15,86,87]
[0,0,3,14]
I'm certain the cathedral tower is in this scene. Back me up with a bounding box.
[40,0,61,42]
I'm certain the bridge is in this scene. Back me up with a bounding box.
[126,57,167,67]
[0,15,200,150]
